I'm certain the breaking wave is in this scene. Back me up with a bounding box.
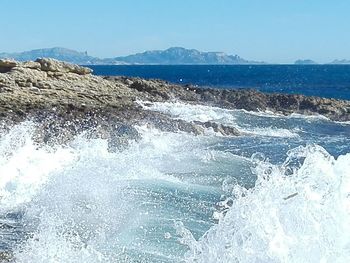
[178,145,350,263]
[0,101,349,262]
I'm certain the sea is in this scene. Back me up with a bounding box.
[89,65,350,100]
[0,65,349,262]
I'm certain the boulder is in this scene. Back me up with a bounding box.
[0,59,17,73]
[0,59,17,68]
[35,58,92,75]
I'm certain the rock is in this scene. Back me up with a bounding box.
[0,59,17,68]
[107,122,141,151]
[20,61,41,69]
[129,79,171,100]
[194,121,240,136]
[0,251,12,262]
[0,59,17,73]
[130,110,205,135]
[35,58,92,75]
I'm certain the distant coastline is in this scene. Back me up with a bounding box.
[1,47,350,66]
[0,47,262,65]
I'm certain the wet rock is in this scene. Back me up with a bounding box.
[130,110,205,135]
[107,122,141,151]
[0,251,12,262]
[194,121,240,136]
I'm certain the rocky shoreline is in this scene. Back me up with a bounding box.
[0,58,349,147]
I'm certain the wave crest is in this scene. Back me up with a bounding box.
[179,145,350,263]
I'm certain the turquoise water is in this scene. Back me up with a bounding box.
[0,102,349,262]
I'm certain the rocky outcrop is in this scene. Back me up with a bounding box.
[0,59,243,147]
[0,58,92,75]
[0,59,349,147]
[107,76,350,122]
[35,58,92,75]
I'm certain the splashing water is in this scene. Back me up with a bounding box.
[0,121,240,262]
[0,101,349,263]
[178,145,350,263]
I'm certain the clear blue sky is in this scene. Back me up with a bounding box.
[1,0,349,63]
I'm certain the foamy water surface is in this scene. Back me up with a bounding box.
[0,102,349,262]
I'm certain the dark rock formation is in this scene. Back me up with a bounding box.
[108,76,350,122]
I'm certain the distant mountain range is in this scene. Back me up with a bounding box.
[113,47,262,64]
[0,47,263,65]
[0,47,103,65]
[1,47,349,65]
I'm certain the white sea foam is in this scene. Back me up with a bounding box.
[138,100,237,125]
[178,145,350,263]
[0,114,348,262]
[140,101,300,138]
[239,109,285,118]
[239,127,300,138]
[0,122,76,209]
[0,122,240,262]
[242,110,329,122]
[289,112,330,121]
[335,120,350,126]
[140,100,347,129]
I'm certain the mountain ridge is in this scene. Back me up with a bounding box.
[2,47,349,65]
[0,47,263,65]
[112,47,262,64]
[0,47,104,65]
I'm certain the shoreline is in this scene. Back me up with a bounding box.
[0,58,349,146]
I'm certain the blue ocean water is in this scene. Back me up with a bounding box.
[88,65,350,100]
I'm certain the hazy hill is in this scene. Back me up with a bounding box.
[294,59,317,65]
[0,47,104,64]
[113,47,262,64]
[0,47,262,65]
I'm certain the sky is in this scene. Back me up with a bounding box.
[1,0,349,63]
